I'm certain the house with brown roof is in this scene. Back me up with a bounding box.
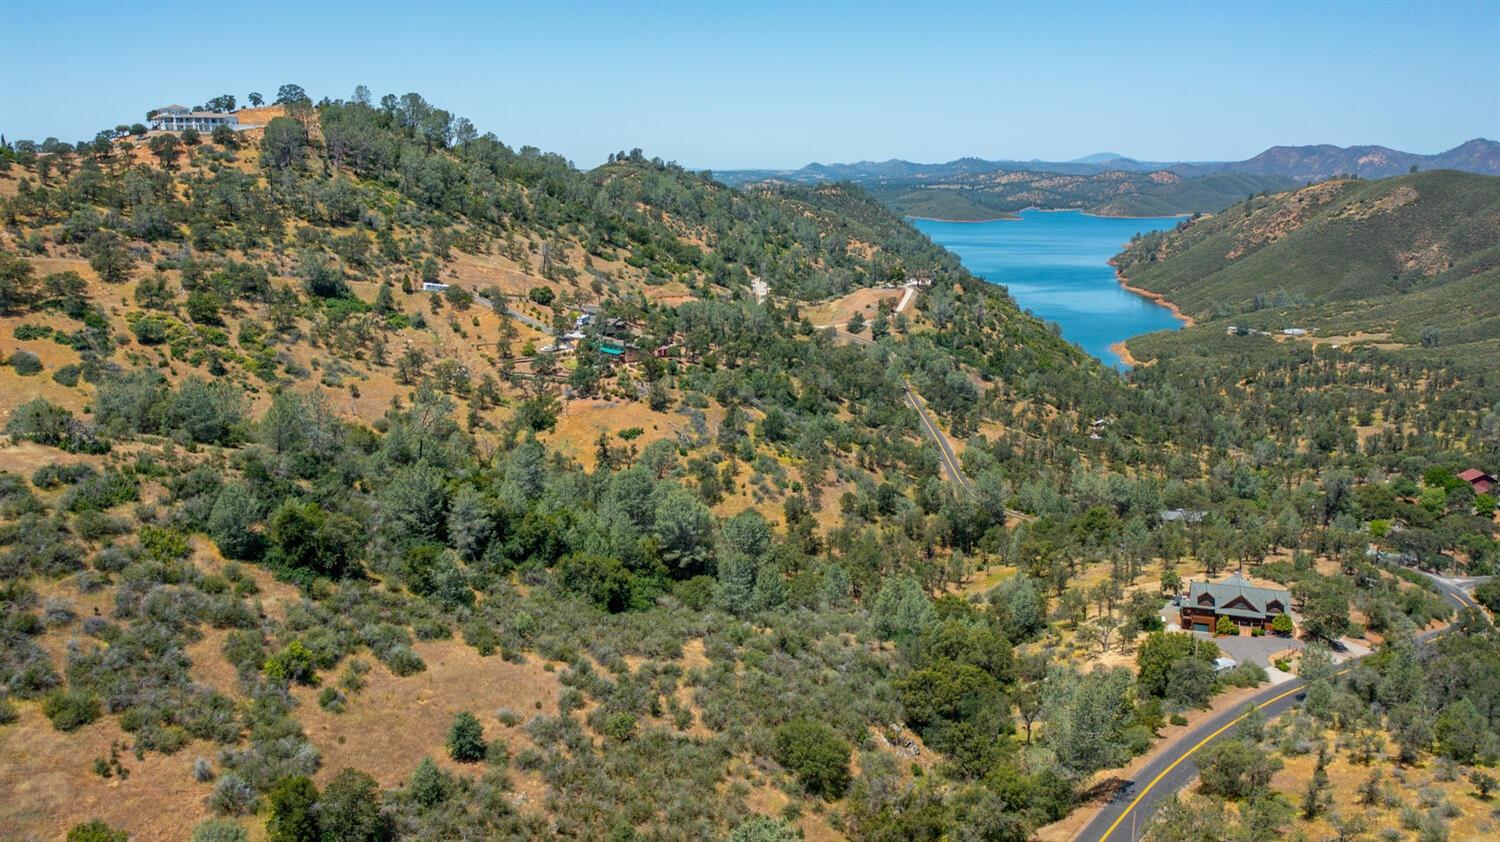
[1179,572,1292,633]
[1459,468,1496,495]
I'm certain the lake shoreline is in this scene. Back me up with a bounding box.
[911,208,1191,223]
[906,214,1019,223]
[1082,210,1193,220]
[1113,268,1196,327]
[1109,340,1145,367]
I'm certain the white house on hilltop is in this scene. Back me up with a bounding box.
[148,105,239,133]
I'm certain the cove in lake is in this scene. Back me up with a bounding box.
[913,211,1185,369]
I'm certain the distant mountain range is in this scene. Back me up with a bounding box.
[717,139,1500,187]
[716,139,1499,220]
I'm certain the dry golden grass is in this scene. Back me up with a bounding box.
[0,706,235,841]
[1269,736,1498,840]
[806,288,901,328]
[541,397,685,471]
[291,639,563,790]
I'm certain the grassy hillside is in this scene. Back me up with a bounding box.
[1116,170,1500,364]
[3,92,1500,842]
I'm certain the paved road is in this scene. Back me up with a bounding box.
[837,328,1044,527]
[1076,572,1485,842]
[839,330,970,492]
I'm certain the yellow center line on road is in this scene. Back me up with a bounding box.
[1098,664,1354,842]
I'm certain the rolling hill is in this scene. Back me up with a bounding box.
[862,169,1294,220]
[1113,169,1500,364]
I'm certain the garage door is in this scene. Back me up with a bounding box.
[1192,622,1211,632]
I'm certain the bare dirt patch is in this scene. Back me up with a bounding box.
[806,288,902,329]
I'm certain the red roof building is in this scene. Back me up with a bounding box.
[1459,468,1496,495]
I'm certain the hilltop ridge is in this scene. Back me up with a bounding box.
[1114,169,1500,366]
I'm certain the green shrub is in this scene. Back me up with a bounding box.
[191,819,248,842]
[132,316,169,345]
[266,775,319,842]
[7,350,43,376]
[63,470,138,512]
[5,398,74,446]
[208,772,257,816]
[264,640,317,685]
[42,689,101,732]
[599,711,638,742]
[52,364,82,387]
[772,720,851,798]
[1215,615,1238,636]
[317,768,383,841]
[32,462,97,489]
[1271,614,1295,636]
[447,711,486,762]
[66,820,129,842]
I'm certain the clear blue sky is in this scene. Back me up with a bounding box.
[2,0,1497,169]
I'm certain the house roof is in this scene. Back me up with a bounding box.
[150,107,237,120]
[1160,508,1207,523]
[1459,468,1494,482]
[1187,573,1290,618]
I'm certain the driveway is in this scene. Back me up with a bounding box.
[1159,599,1300,667]
[1192,629,1299,667]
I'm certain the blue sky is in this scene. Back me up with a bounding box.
[1,0,1496,169]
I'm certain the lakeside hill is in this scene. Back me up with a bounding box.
[748,169,1294,222]
[1114,169,1500,365]
[862,169,1293,221]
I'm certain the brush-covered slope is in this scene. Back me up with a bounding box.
[860,169,1292,220]
[1091,172,1296,217]
[1114,170,1500,360]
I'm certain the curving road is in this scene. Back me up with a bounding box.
[1076,571,1486,842]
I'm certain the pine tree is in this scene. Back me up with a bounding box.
[752,560,786,611]
[821,563,851,607]
[716,552,756,616]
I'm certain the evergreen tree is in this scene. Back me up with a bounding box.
[209,482,263,559]
[266,775,319,842]
[446,711,486,762]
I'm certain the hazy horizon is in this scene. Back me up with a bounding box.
[2,0,1497,170]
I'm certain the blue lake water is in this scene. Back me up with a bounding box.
[914,211,1185,369]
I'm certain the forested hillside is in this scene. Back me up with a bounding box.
[755,169,1293,222]
[1,88,1498,842]
[1115,170,1500,367]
